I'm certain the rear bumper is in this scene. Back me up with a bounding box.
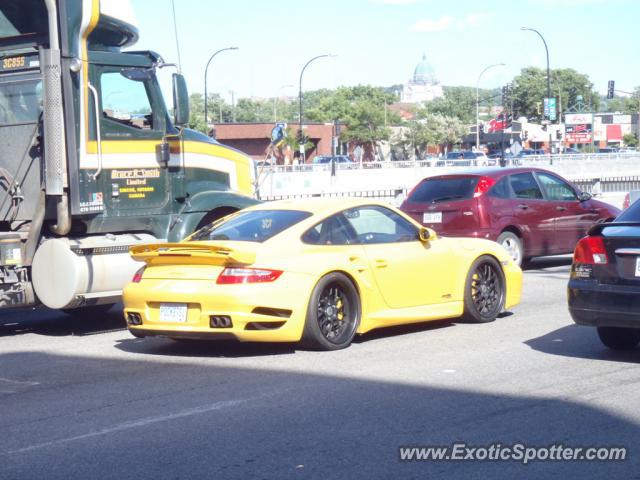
[568,279,640,328]
[123,273,316,342]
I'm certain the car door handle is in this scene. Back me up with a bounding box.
[374,259,388,268]
[349,256,368,272]
[556,206,567,212]
[517,204,529,210]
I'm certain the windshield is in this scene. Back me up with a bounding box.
[0,76,42,125]
[407,177,479,203]
[191,209,312,243]
[0,1,47,41]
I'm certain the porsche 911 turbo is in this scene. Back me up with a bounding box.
[123,198,522,350]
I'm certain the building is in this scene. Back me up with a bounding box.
[400,53,444,104]
[213,123,336,164]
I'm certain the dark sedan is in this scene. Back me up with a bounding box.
[568,201,640,350]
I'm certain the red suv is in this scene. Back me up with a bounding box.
[400,168,620,265]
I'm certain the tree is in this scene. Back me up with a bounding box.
[603,86,640,114]
[623,132,638,147]
[188,93,232,133]
[424,86,478,124]
[511,67,597,120]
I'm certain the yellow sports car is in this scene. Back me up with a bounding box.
[123,198,522,350]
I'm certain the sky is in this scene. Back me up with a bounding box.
[129,0,640,104]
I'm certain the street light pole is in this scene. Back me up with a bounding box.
[521,27,552,160]
[298,54,333,163]
[204,46,238,130]
[476,63,505,151]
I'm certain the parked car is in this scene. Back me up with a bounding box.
[597,147,618,154]
[123,198,522,350]
[516,149,545,157]
[311,155,352,165]
[399,167,620,266]
[568,202,640,349]
[442,151,487,166]
[623,190,640,209]
[563,147,581,154]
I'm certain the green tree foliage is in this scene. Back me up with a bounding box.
[305,85,400,145]
[603,87,640,114]
[395,114,466,158]
[511,67,597,120]
[425,86,478,124]
[623,132,638,147]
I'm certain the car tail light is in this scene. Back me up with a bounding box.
[132,266,146,283]
[473,176,496,197]
[623,193,630,210]
[573,236,608,265]
[216,268,283,284]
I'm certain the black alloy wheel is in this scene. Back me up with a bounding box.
[462,256,505,323]
[302,272,360,350]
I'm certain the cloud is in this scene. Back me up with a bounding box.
[409,16,454,32]
[410,13,489,33]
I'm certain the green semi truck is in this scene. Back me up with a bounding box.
[0,0,257,312]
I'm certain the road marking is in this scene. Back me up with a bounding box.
[0,378,40,387]
[7,396,257,455]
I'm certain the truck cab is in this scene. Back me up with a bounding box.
[0,0,257,311]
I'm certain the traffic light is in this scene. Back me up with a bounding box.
[536,102,542,115]
[501,85,508,106]
[479,123,484,140]
[607,80,615,99]
[556,130,562,140]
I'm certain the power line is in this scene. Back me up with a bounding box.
[171,0,182,72]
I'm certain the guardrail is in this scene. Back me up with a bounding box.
[257,153,640,174]
[260,176,640,203]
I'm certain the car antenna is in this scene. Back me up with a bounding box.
[170,0,183,73]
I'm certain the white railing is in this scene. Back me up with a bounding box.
[257,153,640,174]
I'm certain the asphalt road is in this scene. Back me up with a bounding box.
[1,256,638,479]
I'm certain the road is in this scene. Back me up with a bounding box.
[1,257,638,479]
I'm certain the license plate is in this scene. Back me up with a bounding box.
[159,303,188,322]
[423,212,442,223]
[636,257,640,277]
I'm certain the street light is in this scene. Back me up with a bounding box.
[521,27,553,159]
[204,46,238,130]
[273,84,293,123]
[476,63,505,151]
[298,54,334,163]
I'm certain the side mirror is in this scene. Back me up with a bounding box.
[578,191,592,202]
[419,227,434,242]
[172,73,189,126]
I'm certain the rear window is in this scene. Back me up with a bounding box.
[407,177,479,203]
[191,209,311,243]
[617,201,640,221]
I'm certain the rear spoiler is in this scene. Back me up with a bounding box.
[588,221,640,236]
[129,243,255,266]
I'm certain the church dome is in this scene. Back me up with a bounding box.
[413,54,436,85]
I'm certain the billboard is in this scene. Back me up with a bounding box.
[565,124,592,144]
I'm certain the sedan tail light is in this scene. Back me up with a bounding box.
[216,268,283,284]
[473,176,496,197]
[132,266,146,283]
[573,236,608,265]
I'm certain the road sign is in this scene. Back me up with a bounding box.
[544,98,557,121]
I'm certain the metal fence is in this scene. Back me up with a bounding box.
[260,177,640,203]
[258,153,640,173]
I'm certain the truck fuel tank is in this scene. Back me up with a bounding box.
[31,233,156,309]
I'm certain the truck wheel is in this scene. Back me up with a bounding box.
[497,231,523,267]
[302,273,360,351]
[461,256,505,323]
[597,327,640,350]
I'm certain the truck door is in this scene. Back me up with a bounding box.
[87,63,171,213]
